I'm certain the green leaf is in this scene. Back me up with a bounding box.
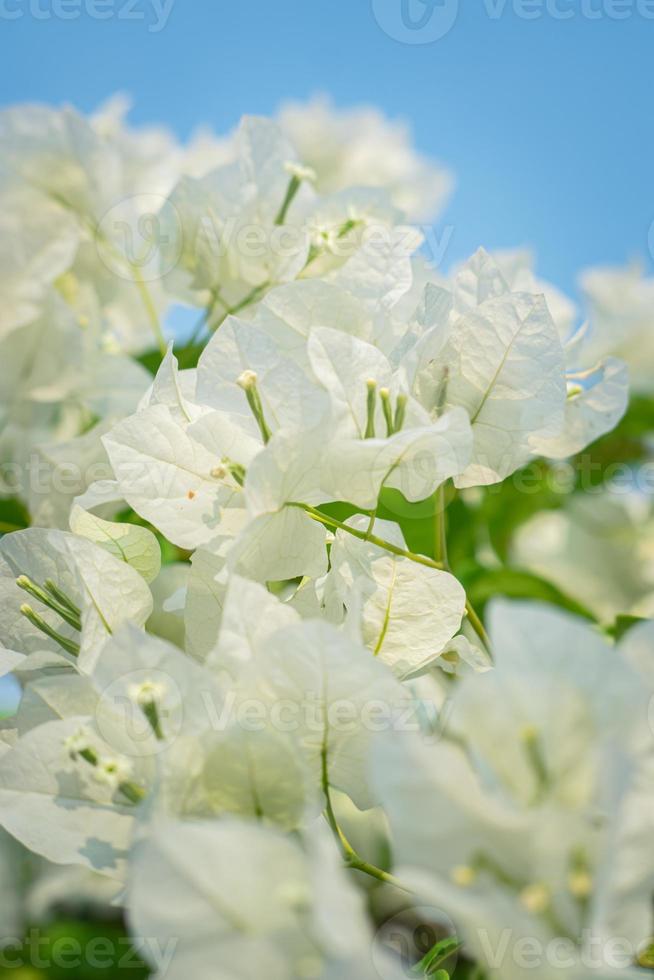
[70,505,162,583]
[0,497,31,535]
[606,614,648,642]
[574,394,654,478]
[462,567,597,622]
[476,461,564,562]
[137,341,205,377]
[115,507,191,566]
[0,921,150,980]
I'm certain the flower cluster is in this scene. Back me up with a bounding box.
[0,96,652,980]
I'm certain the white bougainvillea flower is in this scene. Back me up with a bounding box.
[225,428,329,582]
[102,403,244,551]
[512,489,654,623]
[449,602,643,808]
[102,340,297,551]
[324,214,423,314]
[373,602,652,980]
[91,624,221,758]
[202,574,299,675]
[0,624,225,876]
[376,730,654,980]
[490,248,579,343]
[0,292,151,516]
[0,528,152,672]
[324,515,466,678]
[0,101,181,355]
[195,315,329,431]
[531,357,628,460]
[152,725,317,832]
[277,94,453,223]
[184,575,411,810]
[0,103,123,227]
[90,93,181,201]
[161,117,422,331]
[580,263,654,395]
[438,290,567,486]
[160,116,315,312]
[228,618,410,810]
[183,547,229,662]
[0,717,139,880]
[128,818,392,980]
[13,671,99,736]
[252,278,376,356]
[0,96,647,980]
[0,189,78,338]
[319,407,473,509]
[405,249,628,485]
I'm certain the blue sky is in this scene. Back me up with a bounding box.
[0,0,652,296]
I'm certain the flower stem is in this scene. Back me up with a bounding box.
[131,264,166,356]
[321,748,411,893]
[274,174,301,225]
[291,503,445,571]
[465,599,491,651]
[292,501,491,653]
[19,605,80,657]
[210,282,270,332]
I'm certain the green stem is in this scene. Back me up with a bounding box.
[291,503,445,571]
[17,576,81,632]
[19,605,80,657]
[321,749,411,893]
[119,781,147,805]
[132,265,166,356]
[210,282,270,332]
[141,701,165,741]
[44,579,82,617]
[465,600,491,650]
[274,174,301,225]
[292,501,491,652]
[433,485,448,568]
[188,290,225,344]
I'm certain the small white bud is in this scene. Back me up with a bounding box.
[93,755,133,790]
[128,679,167,707]
[284,161,316,183]
[64,728,92,758]
[519,883,550,914]
[568,869,593,899]
[237,369,258,390]
[450,865,476,888]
